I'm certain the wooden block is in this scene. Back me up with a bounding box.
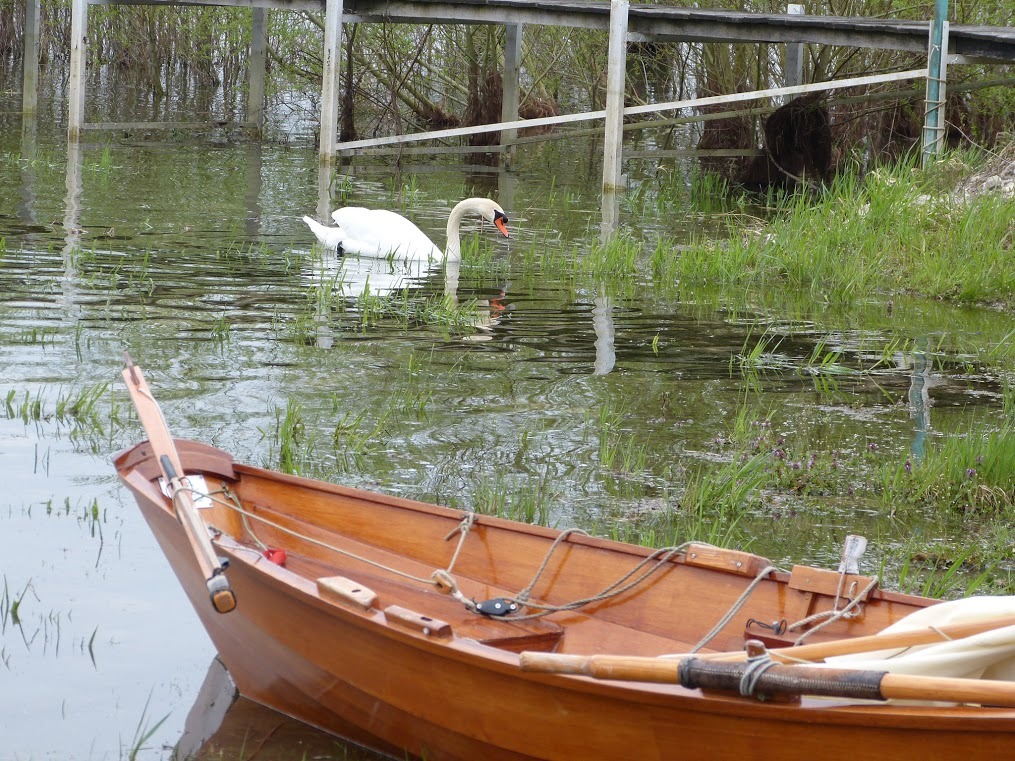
[788,565,877,600]
[384,605,452,637]
[684,544,773,577]
[317,576,378,612]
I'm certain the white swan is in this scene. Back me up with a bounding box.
[302,197,509,262]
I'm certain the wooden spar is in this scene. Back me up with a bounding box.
[121,356,236,614]
[709,614,1015,663]
[332,68,927,153]
[519,651,1015,707]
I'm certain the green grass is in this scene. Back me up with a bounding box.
[651,156,1015,307]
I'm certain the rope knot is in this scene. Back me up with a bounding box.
[739,652,777,697]
[431,569,457,594]
[431,569,478,613]
[444,512,477,542]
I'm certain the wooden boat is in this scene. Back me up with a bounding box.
[115,361,1015,760]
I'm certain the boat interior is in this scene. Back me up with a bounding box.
[117,439,929,662]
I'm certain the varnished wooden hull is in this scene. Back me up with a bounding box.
[115,439,1015,760]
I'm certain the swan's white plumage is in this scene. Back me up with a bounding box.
[303,197,508,262]
[329,207,442,259]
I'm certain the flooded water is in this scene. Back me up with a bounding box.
[2,75,1013,760]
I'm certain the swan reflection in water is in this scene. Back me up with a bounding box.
[304,248,510,347]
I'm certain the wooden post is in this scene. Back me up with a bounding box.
[319,0,345,162]
[601,0,629,239]
[922,0,949,164]
[68,0,89,142]
[501,23,523,166]
[785,4,805,90]
[22,0,41,115]
[248,7,267,135]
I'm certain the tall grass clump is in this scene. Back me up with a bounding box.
[626,454,770,550]
[656,158,1015,308]
[877,421,1015,514]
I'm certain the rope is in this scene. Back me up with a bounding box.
[211,486,471,596]
[443,512,477,574]
[192,484,805,644]
[789,574,880,645]
[690,564,779,653]
[500,538,695,622]
[739,652,778,697]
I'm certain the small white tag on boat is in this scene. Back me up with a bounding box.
[159,474,213,509]
[838,534,867,574]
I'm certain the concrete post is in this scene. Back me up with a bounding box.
[501,23,523,166]
[22,0,41,115]
[319,0,345,162]
[601,0,629,239]
[68,0,89,142]
[248,7,267,135]
[785,4,805,90]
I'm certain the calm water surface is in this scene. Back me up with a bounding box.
[2,83,1013,760]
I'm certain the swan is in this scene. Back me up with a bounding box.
[302,197,509,261]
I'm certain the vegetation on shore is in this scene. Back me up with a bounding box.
[654,151,1015,308]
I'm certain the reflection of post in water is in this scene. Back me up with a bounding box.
[19,120,38,226]
[592,292,616,375]
[908,339,933,462]
[244,142,264,241]
[62,141,84,307]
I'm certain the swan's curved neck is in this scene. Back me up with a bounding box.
[445,199,478,262]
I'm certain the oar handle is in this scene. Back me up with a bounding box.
[520,651,1015,707]
[122,355,236,614]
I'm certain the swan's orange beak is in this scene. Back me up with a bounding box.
[494,211,509,238]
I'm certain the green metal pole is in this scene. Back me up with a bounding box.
[922,0,949,165]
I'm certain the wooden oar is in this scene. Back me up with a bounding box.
[707,614,1015,663]
[520,649,1015,707]
[122,354,236,614]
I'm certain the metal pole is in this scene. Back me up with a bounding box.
[319,0,345,162]
[922,0,949,164]
[22,0,41,115]
[248,7,267,135]
[601,0,629,239]
[68,0,89,142]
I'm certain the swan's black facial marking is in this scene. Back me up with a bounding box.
[493,209,509,238]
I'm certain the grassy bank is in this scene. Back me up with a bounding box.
[655,152,1015,308]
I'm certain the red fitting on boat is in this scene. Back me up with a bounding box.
[264,548,287,566]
